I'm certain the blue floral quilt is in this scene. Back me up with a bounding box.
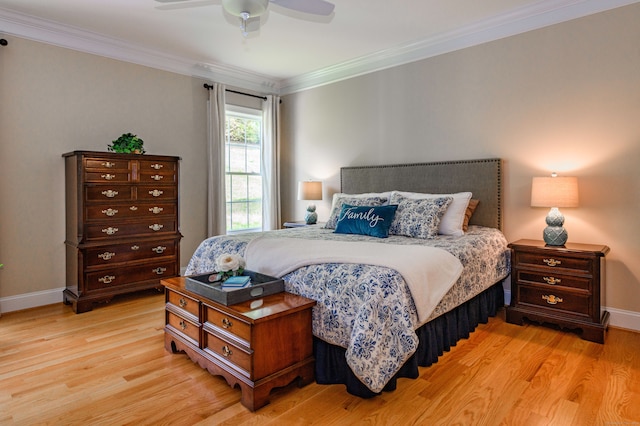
[185,226,510,393]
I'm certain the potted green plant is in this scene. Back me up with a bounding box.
[108,133,146,154]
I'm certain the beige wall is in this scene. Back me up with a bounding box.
[281,4,640,317]
[0,37,209,303]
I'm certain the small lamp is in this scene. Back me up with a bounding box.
[297,181,323,224]
[531,173,579,246]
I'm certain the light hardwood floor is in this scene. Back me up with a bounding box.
[1,291,639,425]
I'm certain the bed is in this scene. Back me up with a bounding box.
[185,158,510,397]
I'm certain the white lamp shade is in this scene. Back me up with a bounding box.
[531,176,579,208]
[297,181,323,201]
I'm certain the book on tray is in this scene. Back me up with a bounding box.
[221,275,251,290]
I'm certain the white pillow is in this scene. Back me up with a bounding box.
[390,191,472,237]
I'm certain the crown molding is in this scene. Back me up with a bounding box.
[2,0,638,96]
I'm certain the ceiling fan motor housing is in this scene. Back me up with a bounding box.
[222,0,269,18]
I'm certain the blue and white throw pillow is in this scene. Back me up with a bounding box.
[334,204,398,238]
[389,195,453,239]
[324,196,388,229]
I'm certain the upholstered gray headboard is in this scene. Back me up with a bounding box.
[340,158,503,230]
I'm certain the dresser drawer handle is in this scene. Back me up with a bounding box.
[102,161,116,168]
[153,267,167,275]
[542,294,563,305]
[149,189,164,197]
[98,275,116,284]
[222,345,233,357]
[152,246,166,254]
[131,245,140,251]
[151,163,164,170]
[101,190,119,198]
[151,174,163,181]
[543,276,561,285]
[129,206,138,211]
[101,174,115,180]
[543,258,561,267]
[98,252,115,261]
[179,297,187,308]
[179,320,187,330]
[221,317,232,329]
[101,208,118,217]
[102,227,118,235]
[149,224,164,231]
[149,206,164,214]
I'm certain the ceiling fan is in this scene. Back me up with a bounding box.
[155,0,335,36]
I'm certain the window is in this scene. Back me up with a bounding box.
[225,107,262,232]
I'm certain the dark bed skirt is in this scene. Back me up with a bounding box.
[313,281,505,398]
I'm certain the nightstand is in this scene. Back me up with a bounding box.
[283,221,326,228]
[506,239,610,343]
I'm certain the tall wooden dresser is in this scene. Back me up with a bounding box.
[63,151,182,313]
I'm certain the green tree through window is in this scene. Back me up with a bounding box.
[225,108,262,232]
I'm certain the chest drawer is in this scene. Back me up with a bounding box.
[84,157,130,171]
[166,311,200,346]
[85,185,135,202]
[514,251,593,274]
[86,202,177,221]
[85,239,178,267]
[518,285,590,316]
[514,270,590,291]
[203,331,252,376]
[85,218,178,240]
[137,185,178,201]
[166,289,200,317]
[86,260,177,290]
[204,305,252,344]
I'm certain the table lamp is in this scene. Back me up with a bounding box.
[297,181,323,224]
[531,173,579,246]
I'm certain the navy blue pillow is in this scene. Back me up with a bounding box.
[334,204,398,238]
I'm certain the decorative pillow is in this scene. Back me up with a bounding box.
[324,196,387,229]
[334,204,398,238]
[462,199,480,232]
[389,195,453,239]
[390,191,472,237]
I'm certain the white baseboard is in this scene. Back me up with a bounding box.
[0,287,64,314]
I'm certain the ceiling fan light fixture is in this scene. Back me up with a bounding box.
[221,0,269,17]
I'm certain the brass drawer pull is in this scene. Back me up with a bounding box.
[152,267,167,275]
[222,345,233,357]
[101,190,118,198]
[102,227,119,235]
[543,276,561,285]
[179,297,187,308]
[149,206,164,214]
[98,275,115,284]
[149,224,164,231]
[102,161,115,168]
[221,317,232,329]
[179,320,187,330]
[129,206,138,211]
[543,258,561,267]
[149,189,164,197]
[98,252,115,261]
[152,246,166,254]
[101,208,118,217]
[101,174,115,180]
[131,245,140,251]
[151,163,164,170]
[542,294,563,305]
[151,174,163,181]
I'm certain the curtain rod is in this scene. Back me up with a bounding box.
[203,84,267,101]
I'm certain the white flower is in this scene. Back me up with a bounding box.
[215,253,245,273]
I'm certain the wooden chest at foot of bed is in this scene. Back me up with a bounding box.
[162,277,316,411]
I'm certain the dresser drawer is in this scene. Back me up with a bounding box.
[139,159,177,174]
[85,170,132,183]
[166,311,200,346]
[517,285,590,316]
[86,260,177,291]
[166,289,200,317]
[85,185,135,202]
[203,331,252,376]
[85,202,177,221]
[515,270,590,291]
[137,185,178,201]
[514,251,592,274]
[84,157,130,171]
[204,305,252,343]
[85,218,178,240]
[85,239,178,267]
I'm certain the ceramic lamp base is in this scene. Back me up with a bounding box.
[543,207,568,246]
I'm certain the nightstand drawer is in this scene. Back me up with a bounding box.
[167,289,200,317]
[166,311,200,346]
[204,332,252,376]
[514,251,592,273]
[515,270,591,291]
[204,305,252,343]
[518,285,590,316]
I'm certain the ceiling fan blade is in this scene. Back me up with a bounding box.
[154,0,191,3]
[269,0,334,16]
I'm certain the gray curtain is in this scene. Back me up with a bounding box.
[207,83,227,237]
[262,95,281,230]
